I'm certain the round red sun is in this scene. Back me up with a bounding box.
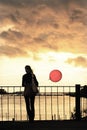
[49,69,62,82]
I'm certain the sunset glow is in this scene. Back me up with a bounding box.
[0,0,87,86]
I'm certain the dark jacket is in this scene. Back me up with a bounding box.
[22,73,38,87]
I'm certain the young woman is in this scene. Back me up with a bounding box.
[22,65,39,122]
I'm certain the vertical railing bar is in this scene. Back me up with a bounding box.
[44,86,46,119]
[0,87,1,121]
[68,86,70,119]
[63,86,65,119]
[83,97,85,117]
[63,86,66,119]
[45,86,47,120]
[80,97,84,117]
[7,86,9,121]
[39,86,41,120]
[51,86,53,120]
[13,86,15,120]
[1,86,3,121]
[80,98,85,116]
[20,86,22,121]
[84,98,85,117]
[83,97,86,117]
[84,98,86,117]
[57,86,59,120]
[80,87,82,117]
[76,84,81,120]
[69,86,71,119]
[61,86,63,118]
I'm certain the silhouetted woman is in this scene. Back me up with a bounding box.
[22,65,38,122]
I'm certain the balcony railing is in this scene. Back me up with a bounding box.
[0,85,87,121]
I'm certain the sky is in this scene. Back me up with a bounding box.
[0,0,87,86]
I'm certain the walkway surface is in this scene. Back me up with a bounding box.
[0,120,87,130]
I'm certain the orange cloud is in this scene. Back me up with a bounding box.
[66,56,87,67]
[0,0,87,58]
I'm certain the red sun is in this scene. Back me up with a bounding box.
[49,69,62,82]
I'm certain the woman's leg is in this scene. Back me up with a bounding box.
[30,95,35,121]
[24,96,31,120]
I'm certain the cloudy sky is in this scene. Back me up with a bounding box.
[0,0,87,86]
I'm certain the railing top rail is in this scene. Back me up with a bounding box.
[0,85,75,87]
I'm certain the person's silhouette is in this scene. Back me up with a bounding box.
[22,65,38,122]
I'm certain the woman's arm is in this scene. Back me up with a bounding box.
[34,74,39,87]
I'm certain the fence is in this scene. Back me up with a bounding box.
[0,85,87,121]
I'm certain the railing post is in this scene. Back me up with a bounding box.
[75,84,81,120]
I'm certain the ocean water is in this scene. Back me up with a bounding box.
[0,95,86,121]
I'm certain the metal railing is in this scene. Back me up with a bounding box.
[0,85,87,121]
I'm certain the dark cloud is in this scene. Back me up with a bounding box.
[0,0,70,7]
[0,29,23,41]
[0,0,87,10]
[69,9,87,25]
[70,9,83,22]
[0,45,28,57]
[0,0,25,7]
[9,11,21,23]
[66,56,87,67]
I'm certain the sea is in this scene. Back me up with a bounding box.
[0,95,87,121]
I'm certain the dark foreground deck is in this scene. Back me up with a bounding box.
[0,120,87,130]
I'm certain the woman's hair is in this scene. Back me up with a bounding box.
[25,65,33,73]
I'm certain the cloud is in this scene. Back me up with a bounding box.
[0,0,87,58]
[66,56,87,67]
[0,45,28,57]
[0,29,23,41]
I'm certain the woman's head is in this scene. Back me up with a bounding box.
[25,65,32,73]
